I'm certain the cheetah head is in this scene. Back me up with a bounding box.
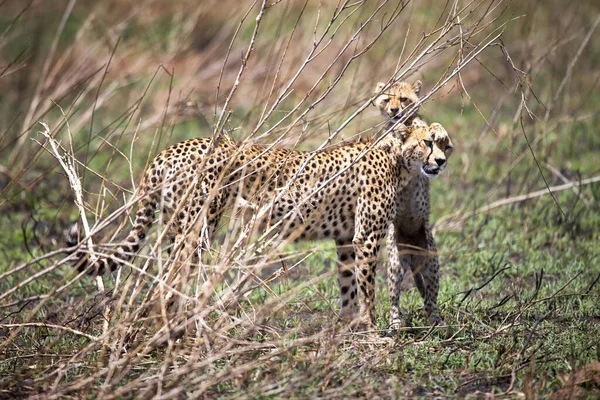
[373,80,422,123]
[397,119,454,179]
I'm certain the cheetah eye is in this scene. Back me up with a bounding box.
[400,97,408,102]
[424,140,433,148]
[446,145,453,151]
[382,97,390,103]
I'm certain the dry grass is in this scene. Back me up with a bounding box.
[1,0,599,397]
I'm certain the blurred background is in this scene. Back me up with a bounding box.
[0,0,599,397]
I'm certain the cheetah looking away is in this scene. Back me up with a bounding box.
[67,114,452,328]
[373,80,454,327]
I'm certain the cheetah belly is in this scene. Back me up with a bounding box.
[243,164,359,243]
[272,187,358,242]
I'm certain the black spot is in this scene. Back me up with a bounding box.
[97,259,107,273]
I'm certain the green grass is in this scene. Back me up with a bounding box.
[2,153,599,397]
[211,190,600,396]
[2,0,600,397]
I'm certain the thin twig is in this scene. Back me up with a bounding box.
[437,175,600,229]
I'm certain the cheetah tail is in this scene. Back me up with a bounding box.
[64,195,157,275]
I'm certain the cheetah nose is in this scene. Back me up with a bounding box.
[390,107,399,114]
[435,158,446,167]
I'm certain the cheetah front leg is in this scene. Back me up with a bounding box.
[387,223,443,329]
[388,223,443,327]
[352,228,386,329]
[411,223,442,325]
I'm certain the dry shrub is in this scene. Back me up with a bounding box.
[1,0,597,397]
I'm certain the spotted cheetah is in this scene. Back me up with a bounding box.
[67,118,452,328]
[374,80,454,327]
[373,80,422,124]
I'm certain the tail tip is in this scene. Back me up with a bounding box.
[65,222,80,247]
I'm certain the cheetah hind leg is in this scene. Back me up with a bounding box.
[159,196,224,323]
[335,239,360,323]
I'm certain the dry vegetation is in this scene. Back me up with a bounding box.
[1,0,599,398]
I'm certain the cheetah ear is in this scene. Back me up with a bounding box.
[429,122,447,140]
[393,123,410,141]
[412,80,422,96]
[374,82,386,94]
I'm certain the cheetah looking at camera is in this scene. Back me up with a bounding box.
[373,80,454,327]
[67,117,452,328]
[373,80,422,124]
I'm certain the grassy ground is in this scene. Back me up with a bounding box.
[1,0,599,398]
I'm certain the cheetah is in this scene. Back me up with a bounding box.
[373,80,422,124]
[67,119,452,328]
[373,80,454,328]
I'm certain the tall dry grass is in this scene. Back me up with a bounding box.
[1,0,599,397]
